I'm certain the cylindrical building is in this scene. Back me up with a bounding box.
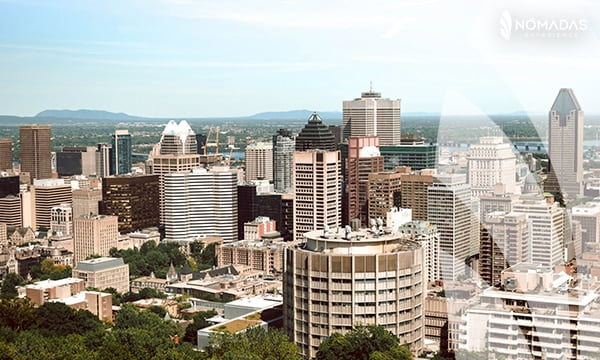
[283,227,425,358]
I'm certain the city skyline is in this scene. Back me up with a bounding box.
[0,1,599,117]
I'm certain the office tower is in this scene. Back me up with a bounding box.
[56,146,97,177]
[245,142,273,182]
[293,150,342,241]
[572,202,600,252]
[73,215,119,265]
[50,203,73,236]
[32,179,72,230]
[295,112,337,151]
[380,144,438,170]
[72,188,102,218]
[328,125,342,146]
[237,183,294,241]
[345,136,384,225]
[273,129,295,193]
[0,196,21,226]
[195,133,207,155]
[342,89,401,145]
[478,184,518,221]
[546,88,584,197]
[163,167,238,242]
[368,170,403,225]
[95,143,111,178]
[400,169,436,221]
[479,212,529,285]
[149,121,200,221]
[427,174,473,281]
[398,221,440,282]
[19,125,52,181]
[0,138,13,171]
[110,130,132,175]
[283,228,425,359]
[100,175,160,233]
[467,137,516,197]
[512,196,565,267]
[73,257,130,293]
[0,174,19,198]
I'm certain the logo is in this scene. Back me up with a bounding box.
[500,10,512,40]
[499,10,589,41]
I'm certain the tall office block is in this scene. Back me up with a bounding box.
[73,215,119,265]
[467,137,516,196]
[427,174,473,281]
[95,143,111,178]
[368,169,403,225]
[572,202,600,252]
[293,150,342,241]
[400,169,436,221]
[56,146,97,177]
[380,144,437,170]
[295,112,337,151]
[398,221,440,282]
[478,185,518,222]
[345,136,384,225]
[50,203,73,236]
[163,167,238,242]
[32,179,72,230]
[273,129,295,193]
[284,228,425,358]
[0,174,20,198]
[342,89,401,145]
[245,142,273,182]
[19,125,52,181]
[110,130,132,175]
[546,88,584,197]
[0,138,13,171]
[195,133,207,155]
[0,196,21,226]
[100,175,159,233]
[72,188,102,218]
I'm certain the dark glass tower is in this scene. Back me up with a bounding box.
[295,112,337,151]
[110,130,132,175]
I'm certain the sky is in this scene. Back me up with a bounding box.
[0,0,599,117]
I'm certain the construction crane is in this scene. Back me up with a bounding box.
[226,144,238,166]
[202,126,220,155]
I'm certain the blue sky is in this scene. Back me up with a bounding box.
[0,0,599,117]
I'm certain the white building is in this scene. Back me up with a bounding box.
[398,221,440,282]
[50,203,73,236]
[245,142,273,182]
[467,137,516,196]
[163,167,238,242]
[272,129,295,193]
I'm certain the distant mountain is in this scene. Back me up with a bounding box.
[35,109,145,121]
[247,109,342,120]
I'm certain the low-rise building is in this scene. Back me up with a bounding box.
[72,257,130,293]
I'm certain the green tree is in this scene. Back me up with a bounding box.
[0,298,36,330]
[316,325,412,360]
[33,302,103,336]
[147,305,167,318]
[206,327,300,360]
[183,309,218,345]
[0,273,23,299]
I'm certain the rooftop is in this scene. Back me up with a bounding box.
[75,257,125,272]
[25,277,83,290]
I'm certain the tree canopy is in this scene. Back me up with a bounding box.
[205,327,301,360]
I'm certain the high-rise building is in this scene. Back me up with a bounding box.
[398,221,440,282]
[478,184,518,221]
[50,203,73,236]
[293,150,342,241]
[467,137,516,196]
[400,169,436,221]
[342,89,401,145]
[72,188,102,218]
[367,169,404,225]
[95,143,111,178]
[0,174,19,198]
[0,138,13,171]
[73,215,119,265]
[479,212,529,285]
[100,175,160,233]
[0,195,21,226]
[195,133,207,155]
[273,129,295,193]
[284,228,425,358]
[110,130,132,175]
[163,167,238,242]
[19,125,52,181]
[380,144,438,170]
[245,142,273,182]
[572,202,600,252]
[345,136,384,225]
[427,174,473,281]
[32,179,72,230]
[56,146,97,177]
[546,88,584,197]
[295,112,337,151]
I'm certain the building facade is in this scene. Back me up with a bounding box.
[467,137,516,196]
[272,129,295,193]
[342,90,401,146]
[73,215,119,265]
[0,138,13,171]
[380,145,437,170]
[19,125,52,181]
[111,130,132,175]
[73,257,130,293]
[245,142,273,182]
[32,179,73,230]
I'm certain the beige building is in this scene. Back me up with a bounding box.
[73,215,119,265]
[32,179,72,230]
[243,216,276,240]
[293,150,342,241]
[72,188,102,218]
[342,90,401,146]
[19,125,52,182]
[368,168,406,225]
[0,223,6,248]
[467,137,517,196]
[73,257,130,293]
[572,202,600,252]
[50,203,73,236]
[245,142,273,182]
[0,195,21,227]
[0,138,12,171]
[400,169,435,221]
[283,228,425,359]
[216,239,289,275]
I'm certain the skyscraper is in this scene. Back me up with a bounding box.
[342,89,401,145]
[272,129,295,193]
[110,130,132,175]
[295,112,337,151]
[0,138,13,171]
[400,169,436,221]
[546,88,584,197]
[95,143,111,178]
[73,215,119,265]
[32,179,73,230]
[72,188,102,218]
[245,142,273,182]
[56,146,97,177]
[367,169,403,225]
[293,150,341,241]
[467,137,516,196]
[19,125,52,181]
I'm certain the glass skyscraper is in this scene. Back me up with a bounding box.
[110,130,132,175]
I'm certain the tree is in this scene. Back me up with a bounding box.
[33,302,103,336]
[316,325,412,360]
[205,327,301,360]
[0,298,36,330]
[183,309,218,345]
[0,273,23,300]
[147,305,167,318]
